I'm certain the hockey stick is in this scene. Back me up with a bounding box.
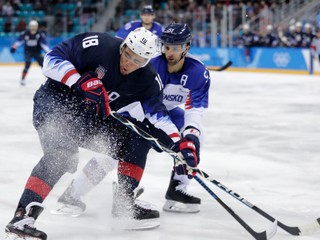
[110,111,320,236]
[207,61,232,71]
[194,175,277,240]
[110,111,276,239]
[199,171,320,236]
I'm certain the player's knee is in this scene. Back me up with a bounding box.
[30,151,78,187]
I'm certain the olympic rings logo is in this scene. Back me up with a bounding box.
[272,52,290,67]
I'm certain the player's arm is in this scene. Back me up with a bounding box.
[42,33,102,87]
[10,32,25,53]
[184,68,210,129]
[183,68,211,161]
[143,92,199,178]
[39,32,50,53]
[42,37,80,86]
[42,33,110,119]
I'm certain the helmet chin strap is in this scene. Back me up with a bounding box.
[177,44,190,64]
[179,50,187,62]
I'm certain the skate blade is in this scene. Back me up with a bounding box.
[5,232,43,240]
[163,200,200,213]
[50,203,83,217]
[111,217,160,231]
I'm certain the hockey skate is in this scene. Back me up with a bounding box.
[20,79,26,86]
[163,178,201,213]
[5,202,47,240]
[111,182,160,230]
[51,181,86,217]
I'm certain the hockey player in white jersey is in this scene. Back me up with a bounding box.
[52,22,210,216]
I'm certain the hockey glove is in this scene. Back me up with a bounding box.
[10,47,16,54]
[72,71,110,120]
[182,126,201,163]
[171,138,199,179]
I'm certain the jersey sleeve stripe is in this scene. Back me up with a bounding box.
[155,74,163,90]
[61,69,79,85]
[185,94,193,109]
[169,132,181,142]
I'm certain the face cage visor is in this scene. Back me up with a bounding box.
[120,44,150,68]
[161,43,188,54]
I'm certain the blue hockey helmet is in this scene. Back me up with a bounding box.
[160,23,192,45]
[141,5,155,14]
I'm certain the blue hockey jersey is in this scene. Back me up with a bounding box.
[151,54,210,132]
[116,20,163,39]
[12,30,50,53]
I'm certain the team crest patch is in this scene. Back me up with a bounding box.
[95,65,107,79]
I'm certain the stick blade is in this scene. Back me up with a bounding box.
[297,217,320,235]
[216,61,233,71]
[207,61,233,71]
[266,220,278,239]
[254,220,277,240]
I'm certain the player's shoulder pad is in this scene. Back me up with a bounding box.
[153,21,163,27]
[20,30,27,36]
[185,53,207,66]
[185,54,211,84]
[150,54,163,65]
[124,20,141,30]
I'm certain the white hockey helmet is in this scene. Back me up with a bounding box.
[29,20,39,34]
[289,25,295,32]
[29,20,39,28]
[295,21,302,28]
[304,23,311,29]
[266,24,273,31]
[120,27,158,67]
[243,23,250,31]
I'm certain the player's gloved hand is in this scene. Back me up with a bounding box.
[171,138,199,179]
[182,126,201,163]
[72,71,110,120]
[10,47,16,54]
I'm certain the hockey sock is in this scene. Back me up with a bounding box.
[118,161,144,193]
[71,170,95,199]
[72,156,118,198]
[22,70,27,80]
[18,176,52,208]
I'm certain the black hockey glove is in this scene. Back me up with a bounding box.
[72,71,110,120]
[10,47,16,53]
[171,138,199,179]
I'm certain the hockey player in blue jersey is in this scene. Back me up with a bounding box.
[10,20,50,86]
[4,27,199,239]
[51,23,210,216]
[116,5,163,39]
[152,22,210,213]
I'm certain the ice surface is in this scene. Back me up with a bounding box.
[0,66,319,240]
